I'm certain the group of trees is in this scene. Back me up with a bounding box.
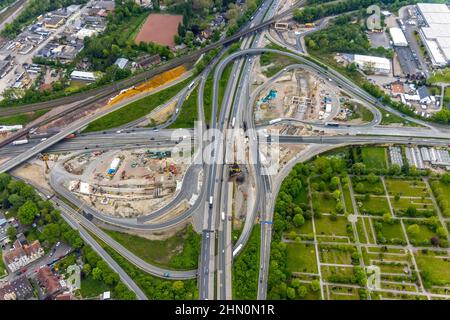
[233,226,260,299]
[430,174,450,222]
[1,0,88,39]
[103,244,198,299]
[293,0,398,24]
[82,245,136,299]
[0,173,136,299]
[268,156,350,299]
[0,173,82,248]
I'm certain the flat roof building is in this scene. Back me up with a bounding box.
[353,54,391,75]
[417,3,450,67]
[70,70,97,81]
[389,27,408,47]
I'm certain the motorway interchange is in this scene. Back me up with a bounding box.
[1,0,450,301]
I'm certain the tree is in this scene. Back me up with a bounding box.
[293,214,305,227]
[389,164,401,176]
[310,280,320,292]
[335,202,344,214]
[41,223,61,244]
[406,206,417,217]
[286,287,296,299]
[352,163,366,175]
[18,200,39,225]
[437,227,447,238]
[394,193,401,201]
[382,212,394,224]
[82,263,92,276]
[92,267,102,281]
[297,286,308,298]
[441,173,450,184]
[6,226,16,241]
[407,224,420,237]
[330,176,340,191]
[367,173,378,184]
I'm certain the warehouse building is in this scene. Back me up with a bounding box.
[70,70,97,81]
[352,54,391,75]
[389,27,408,47]
[417,3,450,67]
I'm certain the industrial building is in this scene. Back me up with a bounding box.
[70,70,97,81]
[417,3,450,67]
[352,54,392,75]
[389,27,408,47]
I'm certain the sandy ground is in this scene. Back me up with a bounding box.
[11,160,51,192]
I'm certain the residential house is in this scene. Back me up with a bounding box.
[37,266,63,299]
[0,276,33,300]
[3,239,44,272]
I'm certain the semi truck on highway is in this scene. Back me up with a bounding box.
[231,117,236,128]
[221,211,225,221]
[12,139,28,145]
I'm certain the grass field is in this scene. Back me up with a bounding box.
[404,222,436,245]
[0,249,7,277]
[321,265,355,283]
[376,221,406,244]
[314,216,350,237]
[218,62,234,116]
[84,77,193,132]
[355,195,390,216]
[0,109,49,126]
[103,226,200,270]
[168,87,198,128]
[390,197,435,217]
[328,286,361,300]
[286,243,318,274]
[361,147,387,170]
[385,178,428,197]
[312,192,337,214]
[351,178,385,195]
[341,183,354,214]
[428,68,450,84]
[80,275,110,298]
[415,252,450,287]
[356,218,368,244]
[319,245,355,265]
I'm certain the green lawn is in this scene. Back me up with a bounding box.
[321,265,355,283]
[328,286,361,300]
[356,218,368,244]
[103,225,200,270]
[385,178,428,197]
[444,87,450,108]
[428,68,450,84]
[361,147,387,170]
[351,177,385,195]
[80,275,110,298]
[404,222,437,246]
[415,252,450,287]
[286,243,318,274]
[0,249,7,277]
[168,87,198,128]
[348,103,374,123]
[376,221,406,244]
[218,62,233,117]
[314,216,350,237]
[341,183,354,214]
[83,77,193,132]
[390,196,435,217]
[312,192,337,214]
[319,245,355,265]
[0,109,49,126]
[355,195,390,216]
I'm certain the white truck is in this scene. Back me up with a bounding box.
[221,211,225,221]
[209,196,213,208]
[12,139,28,146]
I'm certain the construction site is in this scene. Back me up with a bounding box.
[61,148,188,218]
[253,67,343,124]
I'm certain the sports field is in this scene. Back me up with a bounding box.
[134,13,183,47]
